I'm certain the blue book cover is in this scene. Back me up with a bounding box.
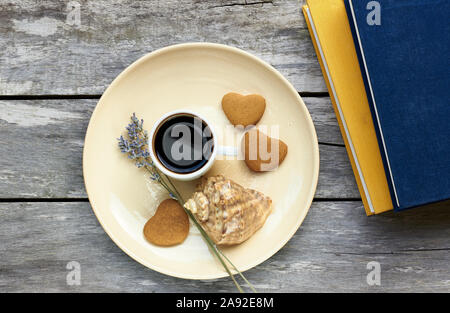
[344,0,450,211]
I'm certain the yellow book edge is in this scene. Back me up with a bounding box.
[303,4,391,215]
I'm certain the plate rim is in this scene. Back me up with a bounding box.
[83,42,320,280]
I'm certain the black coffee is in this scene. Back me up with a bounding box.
[154,115,214,174]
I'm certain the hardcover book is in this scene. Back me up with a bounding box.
[345,0,450,210]
[303,0,393,215]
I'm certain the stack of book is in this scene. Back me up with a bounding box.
[303,0,450,215]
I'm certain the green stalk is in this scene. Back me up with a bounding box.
[185,208,243,292]
[216,247,257,293]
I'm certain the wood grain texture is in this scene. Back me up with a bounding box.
[0,98,353,199]
[1,201,449,292]
[2,0,448,293]
[0,0,326,95]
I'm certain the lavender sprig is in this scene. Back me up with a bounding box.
[118,113,255,293]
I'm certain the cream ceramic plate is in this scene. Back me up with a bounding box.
[83,43,319,279]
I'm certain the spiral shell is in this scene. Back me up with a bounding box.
[184,175,272,245]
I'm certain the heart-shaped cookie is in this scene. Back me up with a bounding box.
[143,199,189,246]
[222,92,266,127]
[241,128,288,172]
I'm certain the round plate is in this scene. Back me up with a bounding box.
[83,43,319,279]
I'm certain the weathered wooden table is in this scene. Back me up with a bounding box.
[1,0,449,292]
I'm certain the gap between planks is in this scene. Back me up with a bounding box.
[0,92,330,101]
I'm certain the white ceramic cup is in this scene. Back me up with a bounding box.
[149,110,236,181]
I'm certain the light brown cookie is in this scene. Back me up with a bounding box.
[143,199,189,246]
[241,128,288,172]
[222,92,266,127]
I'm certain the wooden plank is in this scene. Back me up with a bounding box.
[304,96,344,146]
[0,0,326,95]
[0,98,353,199]
[0,99,93,198]
[1,201,449,292]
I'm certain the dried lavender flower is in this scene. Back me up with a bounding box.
[117,113,255,293]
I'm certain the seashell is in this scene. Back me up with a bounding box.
[184,175,272,245]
